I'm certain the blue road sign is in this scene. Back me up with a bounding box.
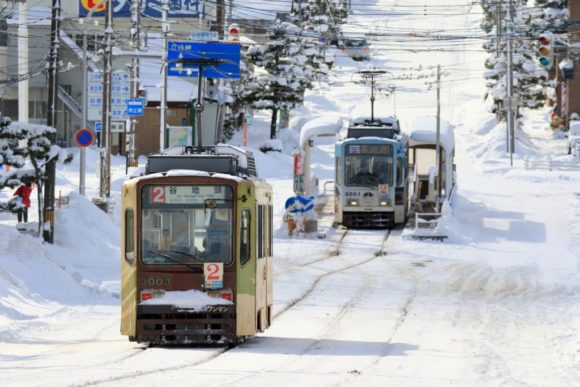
[95,121,102,132]
[167,42,240,79]
[127,99,144,116]
[75,128,94,148]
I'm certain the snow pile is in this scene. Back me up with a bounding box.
[0,193,119,340]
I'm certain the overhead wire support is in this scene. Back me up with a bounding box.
[506,0,515,167]
[127,0,141,173]
[100,0,113,199]
[358,70,386,122]
[43,0,62,244]
[159,0,169,152]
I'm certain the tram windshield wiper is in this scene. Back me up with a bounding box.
[146,250,202,269]
[168,250,206,264]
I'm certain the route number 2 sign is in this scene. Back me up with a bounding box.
[203,262,224,289]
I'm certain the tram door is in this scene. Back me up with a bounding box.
[255,204,270,331]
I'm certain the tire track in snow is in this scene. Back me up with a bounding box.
[274,229,390,319]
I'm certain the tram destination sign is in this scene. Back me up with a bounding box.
[146,185,232,205]
[347,144,392,155]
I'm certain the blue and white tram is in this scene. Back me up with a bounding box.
[334,117,409,228]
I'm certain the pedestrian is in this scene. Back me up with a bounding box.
[13,182,32,224]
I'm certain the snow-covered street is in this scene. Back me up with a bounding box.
[0,0,579,386]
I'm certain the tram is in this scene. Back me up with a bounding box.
[334,116,409,228]
[120,145,273,345]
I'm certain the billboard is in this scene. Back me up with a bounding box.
[79,0,203,18]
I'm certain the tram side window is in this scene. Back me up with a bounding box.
[268,205,273,257]
[240,210,251,266]
[396,158,403,186]
[258,205,264,258]
[125,209,135,265]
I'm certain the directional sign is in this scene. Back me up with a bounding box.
[167,42,240,79]
[95,121,102,132]
[127,99,144,116]
[88,70,130,121]
[75,128,94,148]
[191,31,219,41]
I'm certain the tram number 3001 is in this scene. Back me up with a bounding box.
[345,192,361,197]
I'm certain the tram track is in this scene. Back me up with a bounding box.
[296,228,349,268]
[274,228,391,319]
[80,228,393,386]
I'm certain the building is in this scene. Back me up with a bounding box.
[0,0,219,155]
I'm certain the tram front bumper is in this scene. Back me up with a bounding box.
[343,211,394,228]
[136,303,236,345]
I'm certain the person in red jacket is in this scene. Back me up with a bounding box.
[13,182,32,223]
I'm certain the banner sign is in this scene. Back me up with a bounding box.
[79,0,203,18]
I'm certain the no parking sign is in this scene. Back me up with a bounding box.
[75,128,94,148]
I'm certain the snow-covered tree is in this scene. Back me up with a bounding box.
[305,0,348,38]
[0,118,71,236]
[481,1,548,120]
[243,21,327,139]
[532,0,568,34]
[221,49,253,142]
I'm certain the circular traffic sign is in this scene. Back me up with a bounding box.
[75,128,94,148]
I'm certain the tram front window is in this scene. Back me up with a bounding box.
[345,156,393,187]
[140,185,234,265]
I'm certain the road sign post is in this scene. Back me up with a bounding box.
[75,128,94,196]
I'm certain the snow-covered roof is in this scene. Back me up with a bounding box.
[407,116,455,152]
[299,115,343,149]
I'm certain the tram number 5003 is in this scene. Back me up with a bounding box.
[204,262,224,289]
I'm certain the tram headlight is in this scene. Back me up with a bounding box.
[348,199,359,206]
[379,200,390,206]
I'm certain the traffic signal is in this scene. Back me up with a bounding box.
[538,32,554,70]
[228,23,240,43]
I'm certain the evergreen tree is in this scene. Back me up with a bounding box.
[243,21,326,139]
[481,1,548,120]
[532,0,568,34]
[221,49,252,142]
[0,118,71,236]
[306,0,348,38]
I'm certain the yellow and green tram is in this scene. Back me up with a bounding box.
[120,149,273,345]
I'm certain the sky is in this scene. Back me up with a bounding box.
[0,0,579,386]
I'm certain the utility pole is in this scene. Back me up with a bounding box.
[435,64,442,210]
[506,0,515,167]
[127,0,141,172]
[100,0,113,199]
[18,0,28,124]
[216,0,225,39]
[43,0,61,244]
[496,1,502,58]
[160,0,169,152]
[228,0,233,25]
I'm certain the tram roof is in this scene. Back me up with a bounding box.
[407,116,455,152]
[347,116,401,139]
[145,145,257,178]
[131,170,244,184]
